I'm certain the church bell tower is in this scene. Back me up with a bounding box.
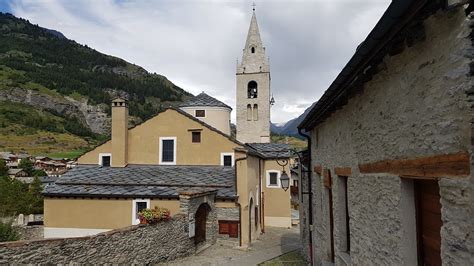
[236,9,271,144]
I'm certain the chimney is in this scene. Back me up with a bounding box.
[111,97,128,167]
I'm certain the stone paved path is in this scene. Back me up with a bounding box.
[161,226,301,266]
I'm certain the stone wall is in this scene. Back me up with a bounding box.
[179,191,218,250]
[216,207,239,221]
[0,215,195,264]
[301,6,473,266]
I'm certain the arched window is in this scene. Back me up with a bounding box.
[251,47,255,53]
[247,81,258,99]
[253,104,258,121]
[247,104,252,121]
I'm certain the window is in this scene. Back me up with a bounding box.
[221,153,234,167]
[195,110,205,117]
[102,156,111,167]
[98,153,111,167]
[251,46,255,53]
[159,137,176,165]
[132,199,150,225]
[253,104,258,121]
[266,170,280,188]
[192,131,201,143]
[247,104,252,121]
[247,81,258,98]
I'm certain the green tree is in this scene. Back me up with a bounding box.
[0,159,7,177]
[18,158,33,176]
[0,220,19,242]
[32,169,47,177]
[27,177,43,214]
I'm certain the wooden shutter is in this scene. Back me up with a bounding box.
[219,221,229,234]
[229,222,238,238]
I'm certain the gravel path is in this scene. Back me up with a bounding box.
[160,226,301,266]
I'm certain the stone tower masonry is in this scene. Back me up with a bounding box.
[236,10,271,144]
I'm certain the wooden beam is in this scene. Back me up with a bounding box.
[314,165,322,175]
[359,152,470,178]
[334,167,352,177]
[323,169,332,188]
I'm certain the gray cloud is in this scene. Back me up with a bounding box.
[10,0,390,123]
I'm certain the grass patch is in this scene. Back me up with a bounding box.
[46,149,87,159]
[259,250,307,266]
[271,134,307,151]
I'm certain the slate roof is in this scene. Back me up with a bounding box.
[43,165,237,199]
[245,143,292,159]
[180,92,232,110]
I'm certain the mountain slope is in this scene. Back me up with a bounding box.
[0,12,191,154]
[272,103,315,136]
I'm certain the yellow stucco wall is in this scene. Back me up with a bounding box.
[44,198,132,229]
[262,160,291,227]
[180,107,231,135]
[77,141,112,165]
[151,199,180,215]
[236,151,261,246]
[77,109,241,166]
[44,198,181,229]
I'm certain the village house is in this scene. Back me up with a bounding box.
[42,10,292,248]
[298,0,473,265]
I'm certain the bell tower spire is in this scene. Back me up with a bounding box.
[236,9,271,144]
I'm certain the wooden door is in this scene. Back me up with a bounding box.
[328,187,335,262]
[415,180,442,266]
[195,204,208,244]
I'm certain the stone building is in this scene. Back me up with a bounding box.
[236,10,272,143]
[43,95,291,247]
[298,0,473,265]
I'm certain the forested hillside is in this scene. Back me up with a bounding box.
[0,13,191,155]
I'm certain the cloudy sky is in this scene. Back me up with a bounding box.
[1,0,391,123]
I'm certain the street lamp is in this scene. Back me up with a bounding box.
[276,158,290,191]
[280,170,290,191]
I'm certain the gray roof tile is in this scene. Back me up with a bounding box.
[245,143,292,159]
[43,165,236,199]
[180,92,232,110]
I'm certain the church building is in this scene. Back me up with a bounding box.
[41,10,292,250]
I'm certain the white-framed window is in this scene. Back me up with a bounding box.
[159,137,177,165]
[195,110,206,117]
[98,153,111,167]
[220,152,234,167]
[266,170,281,188]
[132,199,150,225]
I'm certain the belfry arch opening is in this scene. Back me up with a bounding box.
[248,81,258,99]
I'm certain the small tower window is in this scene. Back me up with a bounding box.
[247,81,258,99]
[251,47,255,53]
[195,110,205,117]
[247,104,252,121]
[253,104,258,121]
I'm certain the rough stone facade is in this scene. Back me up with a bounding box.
[216,206,239,221]
[179,191,218,250]
[0,215,194,264]
[300,6,473,266]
